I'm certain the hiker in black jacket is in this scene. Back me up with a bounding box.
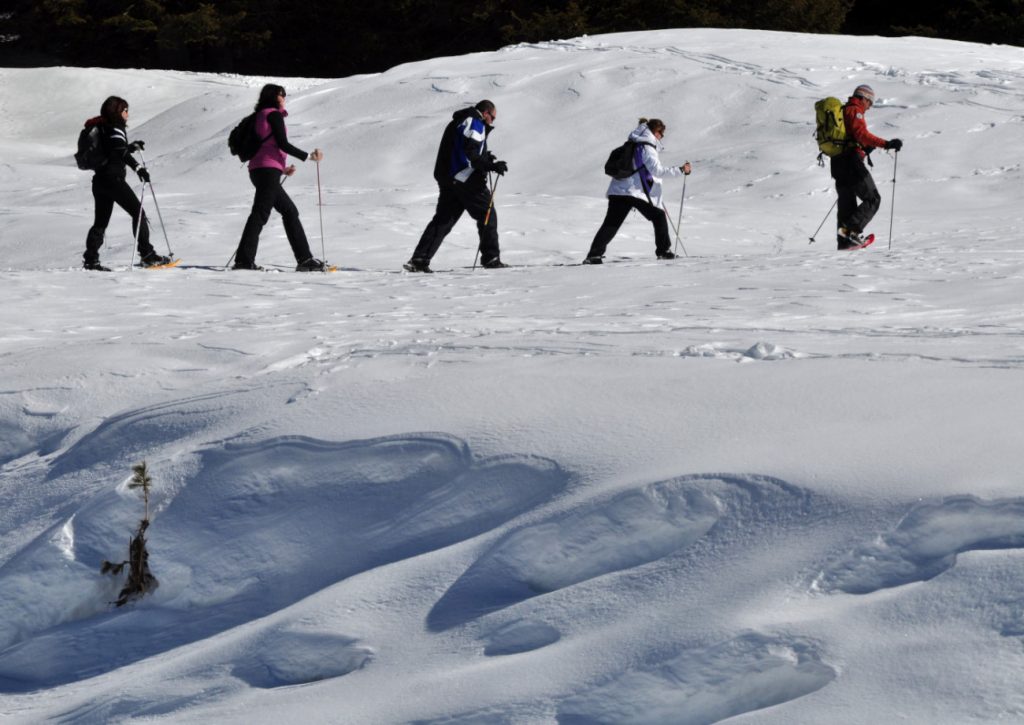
[80,96,170,270]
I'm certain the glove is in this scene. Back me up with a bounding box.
[884,138,903,152]
[137,167,151,183]
[473,151,496,171]
[127,140,145,152]
[490,160,508,176]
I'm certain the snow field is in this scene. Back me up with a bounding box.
[1,28,1023,724]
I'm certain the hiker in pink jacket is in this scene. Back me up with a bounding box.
[233,84,326,271]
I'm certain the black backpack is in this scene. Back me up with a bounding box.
[228,113,271,162]
[75,125,107,171]
[604,140,653,179]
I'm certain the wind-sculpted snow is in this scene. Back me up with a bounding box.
[45,385,304,480]
[413,712,519,725]
[428,475,812,630]
[0,434,566,691]
[557,632,835,725]
[427,482,721,631]
[164,436,564,611]
[0,396,70,467]
[815,495,1024,594]
[0,420,35,466]
[231,627,373,688]
[481,619,561,656]
[673,341,807,362]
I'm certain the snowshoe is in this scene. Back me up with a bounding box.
[296,257,328,272]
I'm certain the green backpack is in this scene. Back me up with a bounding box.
[814,97,848,159]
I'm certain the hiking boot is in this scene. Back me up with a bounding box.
[481,258,510,269]
[838,227,867,247]
[296,257,327,272]
[141,253,172,267]
[403,259,433,273]
[232,261,264,271]
[656,251,677,260]
[84,261,112,271]
[582,256,604,265]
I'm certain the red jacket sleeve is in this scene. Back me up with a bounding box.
[844,98,887,152]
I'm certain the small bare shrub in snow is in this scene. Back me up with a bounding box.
[101,461,159,607]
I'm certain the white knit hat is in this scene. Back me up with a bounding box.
[853,84,876,103]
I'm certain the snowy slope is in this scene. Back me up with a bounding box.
[1,28,1023,724]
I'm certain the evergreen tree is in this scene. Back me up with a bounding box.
[101,460,159,607]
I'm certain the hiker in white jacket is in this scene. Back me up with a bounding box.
[584,118,691,263]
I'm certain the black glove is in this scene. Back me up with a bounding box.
[490,160,508,176]
[884,138,903,152]
[473,151,496,171]
[137,167,151,183]
[127,140,145,153]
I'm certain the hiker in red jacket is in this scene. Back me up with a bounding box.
[831,84,902,249]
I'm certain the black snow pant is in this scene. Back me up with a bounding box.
[410,178,499,264]
[831,152,881,249]
[235,168,314,267]
[84,174,155,265]
[587,195,671,258]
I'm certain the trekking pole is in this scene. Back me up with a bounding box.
[130,181,147,270]
[673,174,689,257]
[484,173,499,226]
[315,159,327,270]
[808,197,839,244]
[888,150,899,251]
[474,172,499,270]
[664,207,689,258]
[138,150,174,257]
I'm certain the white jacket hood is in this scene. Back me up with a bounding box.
[606,124,682,206]
[628,124,660,148]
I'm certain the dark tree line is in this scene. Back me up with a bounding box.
[1,0,1020,76]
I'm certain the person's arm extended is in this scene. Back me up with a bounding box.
[267,110,309,161]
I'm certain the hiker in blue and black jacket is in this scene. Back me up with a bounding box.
[80,96,170,271]
[405,100,509,272]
